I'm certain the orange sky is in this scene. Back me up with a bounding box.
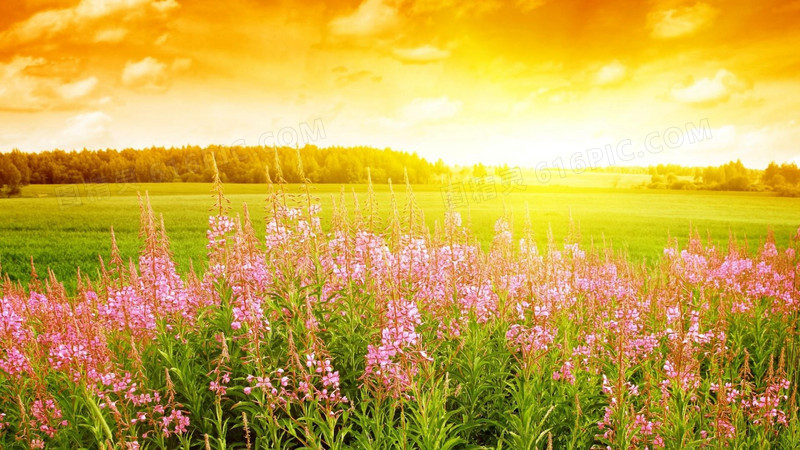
[1,0,799,167]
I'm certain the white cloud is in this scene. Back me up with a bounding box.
[0,0,179,48]
[93,28,129,43]
[509,93,536,117]
[594,60,627,86]
[120,57,191,93]
[62,111,112,145]
[329,0,400,37]
[58,77,99,100]
[2,9,68,43]
[648,2,719,39]
[75,0,179,21]
[150,0,180,14]
[400,96,463,122]
[392,45,451,64]
[122,57,169,92]
[0,56,100,110]
[0,56,45,110]
[669,69,752,106]
[510,83,578,115]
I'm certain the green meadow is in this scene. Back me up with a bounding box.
[1,180,799,292]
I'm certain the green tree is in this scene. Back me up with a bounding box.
[0,162,23,196]
[473,163,488,178]
[763,162,781,186]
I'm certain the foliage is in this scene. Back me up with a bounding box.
[646,160,763,192]
[0,145,448,187]
[0,158,23,197]
[1,175,799,449]
[644,160,800,194]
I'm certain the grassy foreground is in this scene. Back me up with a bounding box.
[0,178,798,448]
[1,182,800,292]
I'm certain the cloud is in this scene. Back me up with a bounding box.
[510,83,578,115]
[371,96,463,133]
[58,77,99,100]
[58,111,114,149]
[648,2,719,39]
[329,0,400,37]
[594,60,627,86]
[62,111,112,141]
[392,45,451,64]
[0,56,100,111]
[400,96,462,122]
[121,57,170,92]
[336,69,382,86]
[509,92,538,116]
[93,28,129,43]
[120,56,191,93]
[0,0,179,48]
[0,56,48,110]
[669,69,752,106]
[77,0,178,19]
[480,57,533,82]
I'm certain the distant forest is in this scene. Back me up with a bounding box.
[1,146,799,197]
[0,145,449,195]
[643,160,800,196]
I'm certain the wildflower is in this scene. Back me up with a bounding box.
[209,381,227,396]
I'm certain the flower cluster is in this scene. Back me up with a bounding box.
[1,185,798,448]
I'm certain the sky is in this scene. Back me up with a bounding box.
[1,0,799,168]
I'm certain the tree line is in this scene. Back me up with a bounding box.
[2,146,799,197]
[646,160,800,195]
[762,162,800,196]
[0,145,450,196]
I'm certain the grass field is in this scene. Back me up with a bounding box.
[3,177,800,448]
[1,181,800,292]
